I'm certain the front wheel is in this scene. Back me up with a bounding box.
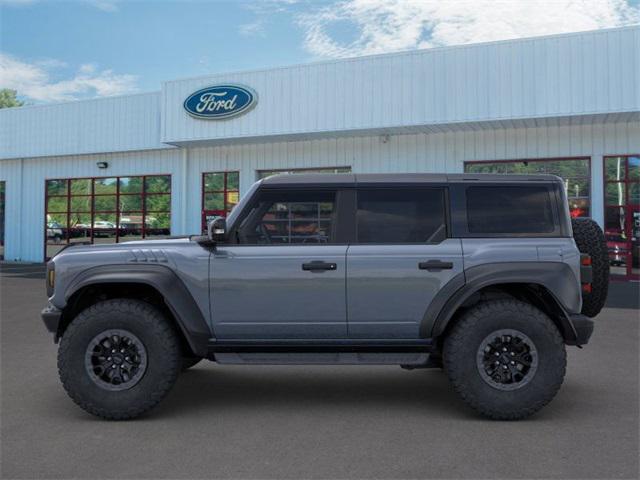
[57,299,182,420]
[443,299,566,420]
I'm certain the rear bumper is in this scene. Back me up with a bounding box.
[566,313,594,346]
[41,304,62,340]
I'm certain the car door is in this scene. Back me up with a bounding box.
[210,188,349,339]
[346,187,464,339]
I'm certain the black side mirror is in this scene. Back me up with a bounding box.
[207,217,227,243]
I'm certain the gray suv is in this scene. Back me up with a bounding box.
[42,173,609,420]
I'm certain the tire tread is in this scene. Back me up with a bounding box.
[57,299,181,420]
[444,299,566,420]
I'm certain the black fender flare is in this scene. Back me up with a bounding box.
[64,264,211,357]
[421,262,582,343]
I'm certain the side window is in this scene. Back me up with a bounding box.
[238,190,337,244]
[356,188,447,244]
[466,186,555,234]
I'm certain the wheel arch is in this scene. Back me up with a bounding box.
[59,265,211,357]
[423,262,582,345]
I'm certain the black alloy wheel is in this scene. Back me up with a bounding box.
[476,329,538,391]
[85,329,148,391]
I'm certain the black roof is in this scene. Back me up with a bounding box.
[260,172,563,187]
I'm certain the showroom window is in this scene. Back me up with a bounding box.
[257,166,351,179]
[45,175,171,259]
[464,158,591,218]
[202,171,239,231]
[604,155,639,279]
[0,181,4,260]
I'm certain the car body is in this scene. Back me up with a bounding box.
[41,173,604,420]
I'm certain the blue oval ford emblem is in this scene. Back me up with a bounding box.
[183,84,257,119]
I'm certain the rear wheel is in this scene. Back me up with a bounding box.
[58,299,182,420]
[572,217,609,317]
[443,300,566,420]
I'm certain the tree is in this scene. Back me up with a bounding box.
[0,89,24,109]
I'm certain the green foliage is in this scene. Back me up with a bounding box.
[0,89,24,109]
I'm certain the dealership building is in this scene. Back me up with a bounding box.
[0,26,638,279]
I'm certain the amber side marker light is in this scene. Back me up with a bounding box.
[48,269,55,288]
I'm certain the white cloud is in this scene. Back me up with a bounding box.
[86,0,119,12]
[0,53,138,102]
[239,19,266,37]
[298,0,640,58]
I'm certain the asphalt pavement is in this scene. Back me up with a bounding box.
[1,263,638,479]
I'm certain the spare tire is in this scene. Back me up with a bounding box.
[571,218,609,317]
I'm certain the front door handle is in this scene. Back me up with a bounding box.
[418,260,454,271]
[302,261,337,272]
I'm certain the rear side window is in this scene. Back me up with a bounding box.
[466,186,555,234]
[356,188,447,244]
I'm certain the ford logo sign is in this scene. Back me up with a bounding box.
[184,84,257,120]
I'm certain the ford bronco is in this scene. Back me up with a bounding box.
[42,173,609,420]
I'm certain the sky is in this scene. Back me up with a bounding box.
[1,0,639,104]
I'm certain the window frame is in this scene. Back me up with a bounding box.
[44,174,172,260]
[353,186,450,245]
[0,181,5,260]
[201,171,240,231]
[603,154,640,280]
[256,166,352,180]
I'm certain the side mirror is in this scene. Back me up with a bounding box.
[207,216,227,243]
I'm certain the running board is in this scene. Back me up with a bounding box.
[206,339,434,354]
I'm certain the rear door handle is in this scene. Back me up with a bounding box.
[302,261,337,272]
[418,260,454,271]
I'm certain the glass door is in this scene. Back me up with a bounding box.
[604,156,639,280]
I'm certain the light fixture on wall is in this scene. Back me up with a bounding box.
[96,162,109,169]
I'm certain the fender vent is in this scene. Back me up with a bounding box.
[129,249,169,263]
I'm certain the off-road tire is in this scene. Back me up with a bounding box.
[443,300,566,420]
[181,356,203,371]
[571,217,609,317]
[58,299,182,420]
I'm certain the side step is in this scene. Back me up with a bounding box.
[206,338,434,354]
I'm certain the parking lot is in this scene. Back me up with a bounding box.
[1,263,638,479]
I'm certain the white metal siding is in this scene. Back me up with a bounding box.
[162,27,639,145]
[0,149,183,261]
[0,92,169,160]
[3,120,635,262]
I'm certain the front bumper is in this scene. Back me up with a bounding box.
[41,304,62,341]
[566,313,594,346]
